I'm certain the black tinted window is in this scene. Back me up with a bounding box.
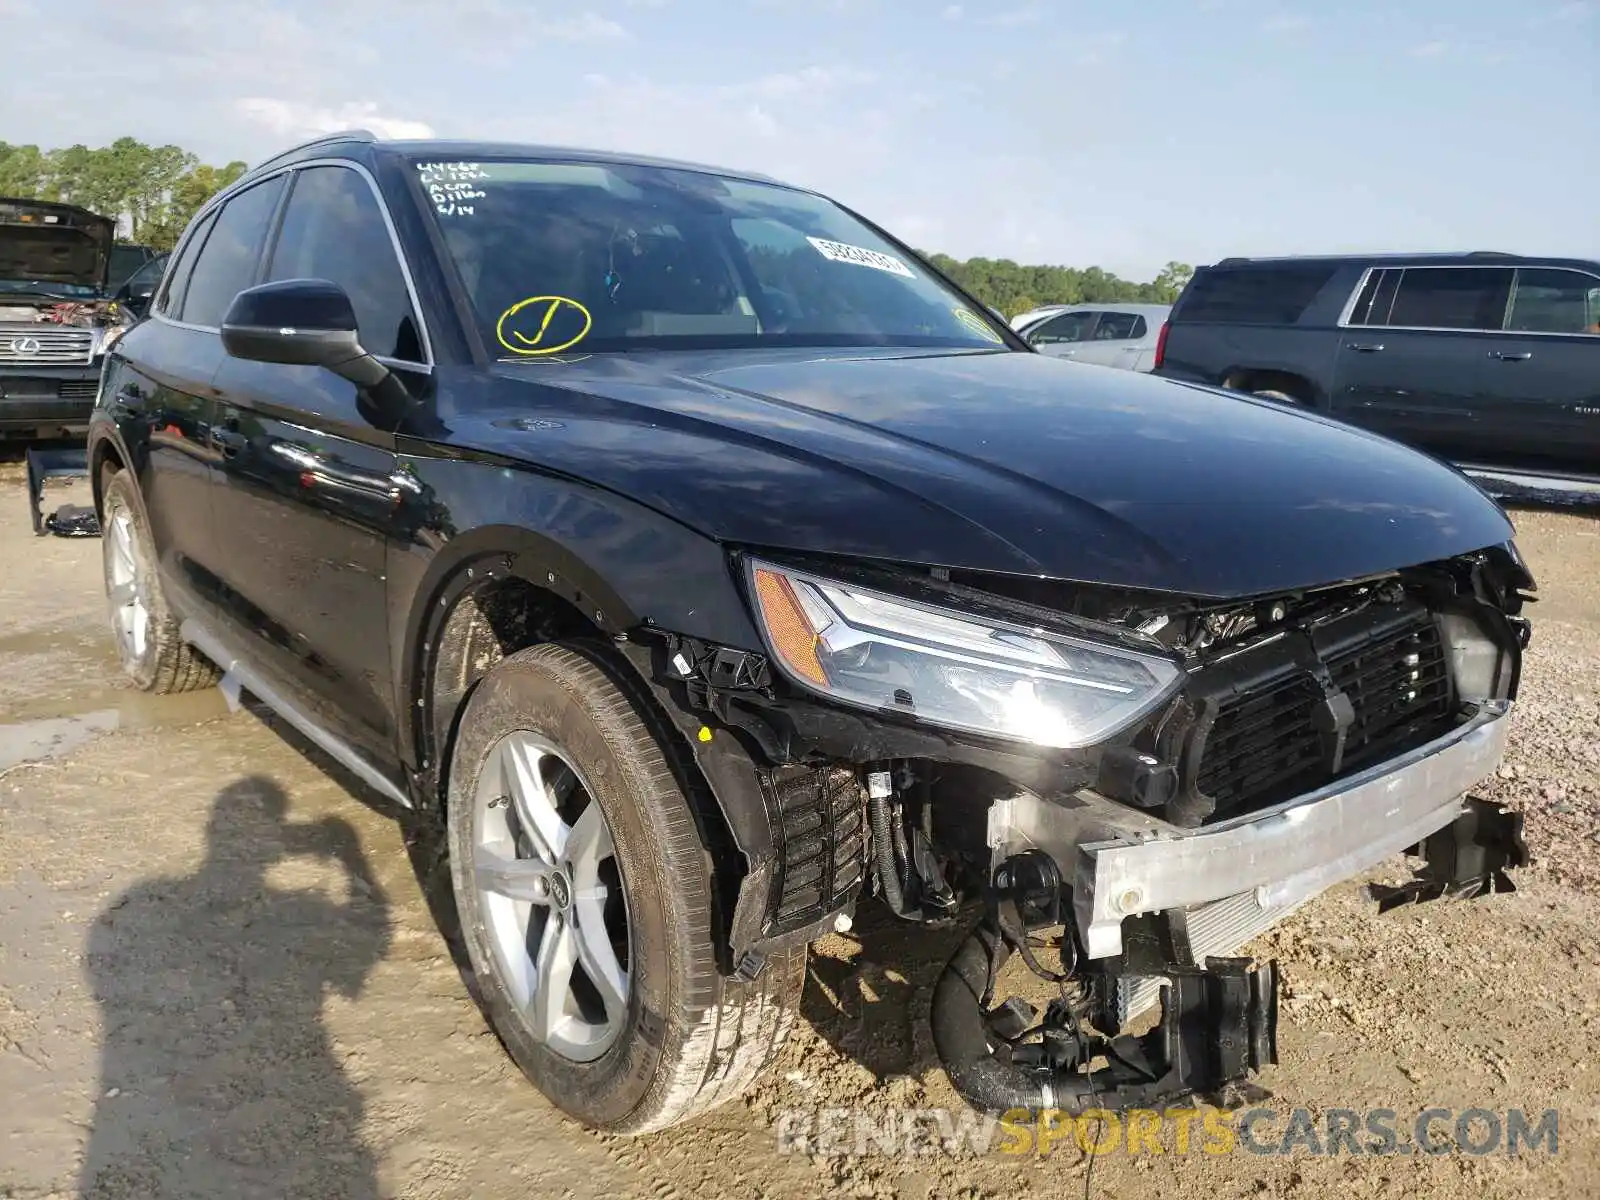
[1095,312,1140,340]
[1030,311,1098,343]
[1179,265,1336,325]
[1387,268,1512,331]
[179,176,285,327]
[267,167,423,361]
[107,246,151,291]
[1507,268,1600,335]
[156,209,216,317]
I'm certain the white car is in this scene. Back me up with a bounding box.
[1014,302,1172,372]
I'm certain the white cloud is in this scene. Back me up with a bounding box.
[942,4,963,17]
[1410,39,1449,57]
[236,99,436,142]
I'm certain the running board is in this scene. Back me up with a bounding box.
[1459,464,1600,501]
[179,618,413,809]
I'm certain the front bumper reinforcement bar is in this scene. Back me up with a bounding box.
[1074,702,1512,959]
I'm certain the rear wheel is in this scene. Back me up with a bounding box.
[1251,388,1303,405]
[446,641,804,1133]
[101,471,219,693]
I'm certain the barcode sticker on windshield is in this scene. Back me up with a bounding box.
[807,237,915,279]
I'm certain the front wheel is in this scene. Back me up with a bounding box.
[446,642,804,1133]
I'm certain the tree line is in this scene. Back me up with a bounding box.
[0,137,1193,314]
[0,137,247,252]
[924,254,1193,316]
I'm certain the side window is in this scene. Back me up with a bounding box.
[1179,265,1336,325]
[266,166,424,361]
[1030,311,1098,344]
[1386,267,1512,331]
[1095,312,1140,340]
[1129,314,1148,339]
[1506,268,1600,335]
[155,209,217,318]
[178,176,287,327]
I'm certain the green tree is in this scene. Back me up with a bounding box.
[0,142,49,196]
[1151,261,1195,303]
[0,136,244,251]
[142,160,247,249]
[921,250,1186,318]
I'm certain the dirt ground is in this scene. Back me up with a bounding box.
[1,458,1596,1200]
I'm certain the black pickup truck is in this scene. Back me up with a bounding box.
[1153,252,1600,496]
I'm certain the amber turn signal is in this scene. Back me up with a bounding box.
[752,567,828,686]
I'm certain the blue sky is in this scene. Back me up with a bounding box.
[2,0,1595,279]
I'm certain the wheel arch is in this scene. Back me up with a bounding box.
[405,531,779,971]
[400,524,640,810]
[88,428,130,517]
[1219,365,1325,406]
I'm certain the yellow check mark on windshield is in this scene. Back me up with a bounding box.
[513,299,563,346]
[495,295,593,357]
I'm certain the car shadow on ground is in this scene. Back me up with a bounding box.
[77,773,391,1199]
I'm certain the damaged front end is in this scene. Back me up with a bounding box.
[629,539,1534,1114]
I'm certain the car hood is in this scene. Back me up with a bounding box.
[0,198,114,292]
[446,347,1514,599]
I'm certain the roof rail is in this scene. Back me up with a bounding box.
[248,129,379,175]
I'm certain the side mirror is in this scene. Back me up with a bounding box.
[220,278,388,388]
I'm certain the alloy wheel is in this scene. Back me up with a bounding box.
[106,507,150,664]
[472,730,632,1063]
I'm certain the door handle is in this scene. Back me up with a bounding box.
[1490,351,1532,361]
[1345,343,1385,353]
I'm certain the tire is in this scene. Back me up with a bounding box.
[446,641,804,1134]
[100,471,220,693]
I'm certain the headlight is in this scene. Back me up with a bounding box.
[745,559,1183,749]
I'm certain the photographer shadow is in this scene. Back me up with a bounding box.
[77,775,389,1200]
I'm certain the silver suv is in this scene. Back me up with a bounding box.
[1013,302,1171,372]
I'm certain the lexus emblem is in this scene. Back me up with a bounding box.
[8,336,42,356]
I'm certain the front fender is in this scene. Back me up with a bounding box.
[387,449,763,772]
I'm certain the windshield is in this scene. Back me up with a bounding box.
[0,278,100,298]
[411,158,1014,357]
